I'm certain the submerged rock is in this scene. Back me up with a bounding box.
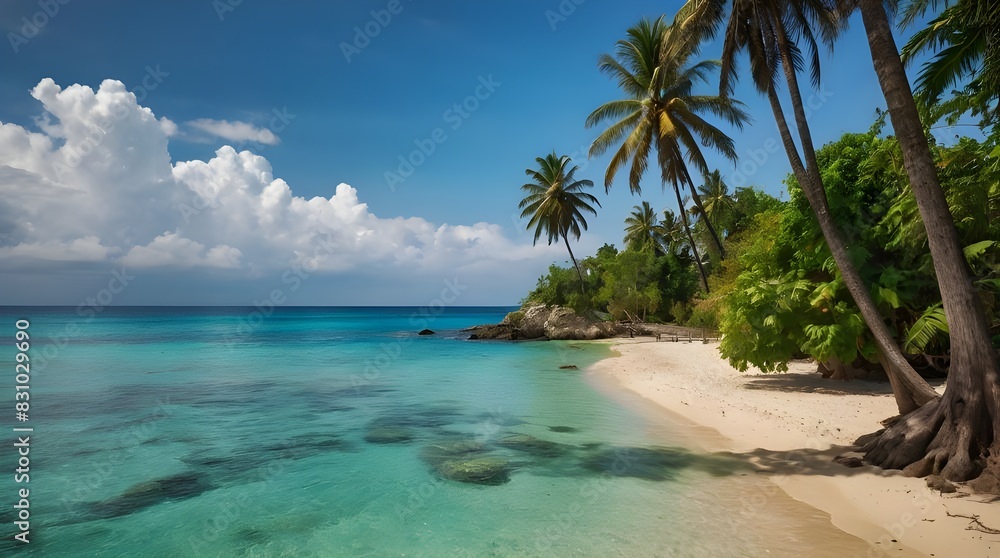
[420,440,488,465]
[580,446,747,481]
[559,365,579,370]
[420,440,511,485]
[496,434,566,457]
[86,472,211,520]
[418,329,435,335]
[548,426,579,434]
[435,457,513,485]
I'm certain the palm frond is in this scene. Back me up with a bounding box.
[904,303,949,353]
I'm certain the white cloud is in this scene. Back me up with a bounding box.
[187,118,279,145]
[122,232,242,268]
[0,78,563,300]
[159,117,179,137]
[0,236,116,262]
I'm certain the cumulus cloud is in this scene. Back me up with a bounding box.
[187,118,280,145]
[0,78,561,299]
[159,117,179,137]
[0,236,116,262]
[122,232,242,268]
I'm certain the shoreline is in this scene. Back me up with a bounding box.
[585,338,1000,558]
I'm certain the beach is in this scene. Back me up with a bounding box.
[588,338,1000,557]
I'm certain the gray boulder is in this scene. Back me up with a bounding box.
[511,304,620,340]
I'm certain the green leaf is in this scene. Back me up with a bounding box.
[977,278,1000,290]
[809,280,838,307]
[963,240,997,262]
[904,304,949,353]
[877,286,901,309]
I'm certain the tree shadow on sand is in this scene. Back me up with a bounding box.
[741,375,945,397]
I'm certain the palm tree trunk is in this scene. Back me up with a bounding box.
[563,234,587,295]
[770,23,939,415]
[857,0,1000,487]
[672,184,710,292]
[687,175,726,259]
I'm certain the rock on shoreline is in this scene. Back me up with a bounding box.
[466,304,620,341]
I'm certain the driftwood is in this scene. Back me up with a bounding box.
[945,511,1000,535]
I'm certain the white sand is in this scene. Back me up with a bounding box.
[589,338,1000,558]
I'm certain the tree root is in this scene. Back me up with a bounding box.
[858,394,996,488]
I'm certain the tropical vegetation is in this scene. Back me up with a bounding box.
[517,1,1000,491]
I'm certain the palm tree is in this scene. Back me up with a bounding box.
[849,0,1000,489]
[676,0,939,413]
[654,208,689,259]
[900,0,1000,127]
[623,201,665,255]
[519,152,601,293]
[693,170,736,233]
[690,170,736,263]
[586,16,749,270]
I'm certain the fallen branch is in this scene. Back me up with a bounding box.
[946,511,1000,535]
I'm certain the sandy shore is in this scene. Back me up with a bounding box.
[588,338,1000,558]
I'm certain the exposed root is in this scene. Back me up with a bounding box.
[969,454,1000,494]
[859,395,994,488]
[859,398,943,471]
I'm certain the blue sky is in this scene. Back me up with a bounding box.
[0,0,950,306]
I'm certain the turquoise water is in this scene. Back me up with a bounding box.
[0,307,865,557]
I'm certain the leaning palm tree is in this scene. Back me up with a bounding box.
[675,0,940,414]
[519,152,601,293]
[845,0,1000,490]
[623,201,665,255]
[587,16,748,270]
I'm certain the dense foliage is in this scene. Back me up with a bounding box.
[523,1,999,378]
[524,122,1000,373]
[521,0,1000,488]
[716,125,999,372]
[524,243,698,322]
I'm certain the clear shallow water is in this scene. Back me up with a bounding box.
[0,307,869,557]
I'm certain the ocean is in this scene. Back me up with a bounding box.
[0,307,864,557]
